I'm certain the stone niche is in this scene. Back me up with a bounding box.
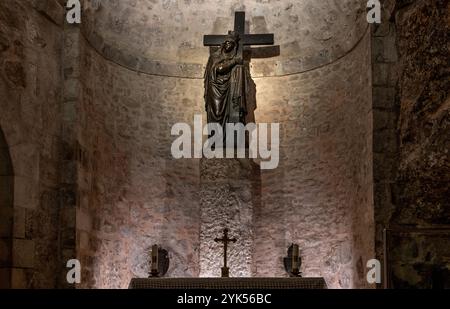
[75,0,374,288]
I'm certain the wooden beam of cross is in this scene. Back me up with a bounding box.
[214,228,237,277]
[203,11,274,59]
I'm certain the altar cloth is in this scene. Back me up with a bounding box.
[129,278,327,289]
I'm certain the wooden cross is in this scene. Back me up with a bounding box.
[203,11,275,60]
[214,228,237,278]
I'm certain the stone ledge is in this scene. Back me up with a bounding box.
[12,239,35,268]
[81,25,371,79]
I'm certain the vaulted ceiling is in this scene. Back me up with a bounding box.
[81,0,368,66]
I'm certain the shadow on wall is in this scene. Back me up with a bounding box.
[0,126,13,288]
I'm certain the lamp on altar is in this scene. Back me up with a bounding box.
[292,244,300,275]
[150,244,159,277]
[283,244,302,277]
[148,244,170,278]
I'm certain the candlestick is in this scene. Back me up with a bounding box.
[151,244,159,277]
[292,244,299,275]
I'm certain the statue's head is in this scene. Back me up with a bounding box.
[223,31,239,53]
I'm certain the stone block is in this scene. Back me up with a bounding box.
[200,155,261,183]
[78,231,90,251]
[63,101,77,122]
[373,153,398,182]
[373,110,397,131]
[13,176,38,210]
[61,228,76,248]
[373,87,396,110]
[12,239,35,268]
[61,161,76,185]
[2,60,26,88]
[33,0,64,26]
[13,207,26,238]
[0,176,13,206]
[0,213,13,238]
[373,63,389,86]
[374,128,398,153]
[9,143,39,179]
[61,206,76,229]
[11,268,27,289]
[0,268,11,288]
[372,37,385,61]
[0,210,13,237]
[383,34,398,63]
[0,149,12,176]
[64,79,80,101]
[372,21,391,37]
[77,209,92,232]
[61,249,75,265]
[60,186,76,207]
[0,239,11,266]
[200,157,261,277]
[64,30,81,60]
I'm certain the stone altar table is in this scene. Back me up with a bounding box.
[129,278,327,289]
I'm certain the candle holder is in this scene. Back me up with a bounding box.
[149,245,170,278]
[283,244,302,277]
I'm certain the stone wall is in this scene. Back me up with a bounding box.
[199,157,261,278]
[371,0,399,280]
[80,0,368,77]
[393,0,449,226]
[373,0,450,288]
[0,0,377,289]
[0,128,14,288]
[75,5,374,288]
[76,35,203,288]
[253,30,373,288]
[2,0,448,290]
[0,0,72,288]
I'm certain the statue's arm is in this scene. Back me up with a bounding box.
[216,58,240,74]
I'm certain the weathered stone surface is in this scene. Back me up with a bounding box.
[0,268,11,288]
[0,149,12,176]
[0,207,13,238]
[80,0,368,78]
[73,3,374,287]
[32,0,64,26]
[13,207,26,238]
[0,239,11,266]
[2,60,26,88]
[387,230,450,288]
[199,156,261,278]
[0,0,67,288]
[373,0,450,288]
[12,239,35,268]
[253,31,374,288]
[8,0,444,290]
[0,176,13,207]
[10,268,28,289]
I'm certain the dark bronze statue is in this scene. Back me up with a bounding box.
[204,31,249,130]
[203,12,275,143]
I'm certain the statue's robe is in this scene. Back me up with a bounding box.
[204,49,251,134]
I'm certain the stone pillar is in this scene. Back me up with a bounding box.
[199,155,261,277]
[60,22,80,288]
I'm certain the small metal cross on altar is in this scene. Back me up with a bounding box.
[214,228,237,278]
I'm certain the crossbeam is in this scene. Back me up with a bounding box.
[204,11,274,58]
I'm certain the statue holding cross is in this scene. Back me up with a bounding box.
[203,12,275,142]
